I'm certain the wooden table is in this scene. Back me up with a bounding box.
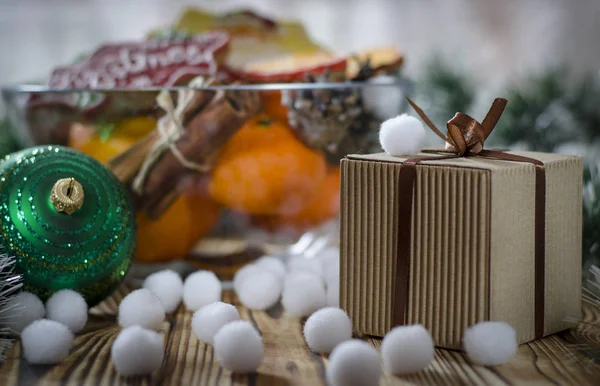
[1,285,599,385]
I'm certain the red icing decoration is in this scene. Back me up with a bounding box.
[49,32,230,89]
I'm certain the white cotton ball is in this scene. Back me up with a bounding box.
[287,256,323,278]
[326,339,382,386]
[320,247,340,271]
[111,325,164,376]
[254,256,286,282]
[236,270,282,310]
[326,280,340,307]
[379,114,425,156]
[213,320,264,373]
[21,319,74,364]
[46,289,88,333]
[192,302,240,344]
[303,307,352,353]
[143,269,184,313]
[183,270,222,312]
[118,288,165,330]
[2,292,45,332]
[463,321,518,366]
[381,324,434,374]
[281,271,326,317]
[233,265,263,294]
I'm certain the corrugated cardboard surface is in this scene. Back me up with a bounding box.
[340,151,582,349]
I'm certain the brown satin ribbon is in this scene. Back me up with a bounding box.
[393,98,546,339]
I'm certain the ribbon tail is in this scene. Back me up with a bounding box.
[406,97,451,145]
[480,98,508,139]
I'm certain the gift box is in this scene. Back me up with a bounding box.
[339,99,583,349]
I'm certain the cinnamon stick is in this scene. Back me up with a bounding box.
[141,89,261,218]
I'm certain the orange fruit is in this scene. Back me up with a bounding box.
[68,123,135,165]
[135,185,221,262]
[261,90,289,123]
[68,120,221,262]
[209,115,327,215]
[254,166,340,232]
[113,116,157,137]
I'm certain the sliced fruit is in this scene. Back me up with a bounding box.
[346,46,404,79]
[232,52,348,83]
[209,115,327,215]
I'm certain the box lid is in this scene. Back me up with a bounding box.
[346,150,581,170]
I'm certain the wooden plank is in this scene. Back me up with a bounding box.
[0,286,598,385]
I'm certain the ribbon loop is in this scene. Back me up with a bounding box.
[407,97,508,156]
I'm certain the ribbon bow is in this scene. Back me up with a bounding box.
[407,97,508,156]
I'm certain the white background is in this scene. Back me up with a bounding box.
[0,0,598,89]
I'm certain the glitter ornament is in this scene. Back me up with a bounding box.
[0,146,136,306]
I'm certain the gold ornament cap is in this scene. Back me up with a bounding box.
[50,177,85,215]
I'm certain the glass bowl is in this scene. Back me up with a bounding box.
[1,79,412,278]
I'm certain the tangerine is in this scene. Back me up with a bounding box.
[209,115,327,215]
[68,120,221,262]
[253,166,340,232]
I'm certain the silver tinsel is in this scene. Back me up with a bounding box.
[0,248,23,363]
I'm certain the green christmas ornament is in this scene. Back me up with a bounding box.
[0,145,136,306]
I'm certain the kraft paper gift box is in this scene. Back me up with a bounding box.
[339,136,583,350]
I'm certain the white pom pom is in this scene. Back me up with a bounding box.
[2,292,45,332]
[326,339,382,386]
[183,270,222,312]
[287,256,323,278]
[320,247,340,271]
[118,289,165,330]
[46,289,88,333]
[192,302,240,344]
[379,114,425,156]
[326,280,340,307]
[281,271,326,317]
[381,324,434,374]
[303,307,352,353]
[143,269,184,313]
[21,319,74,364]
[233,264,263,290]
[254,256,286,282]
[111,325,164,376]
[463,321,517,366]
[236,270,282,310]
[213,320,264,373]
